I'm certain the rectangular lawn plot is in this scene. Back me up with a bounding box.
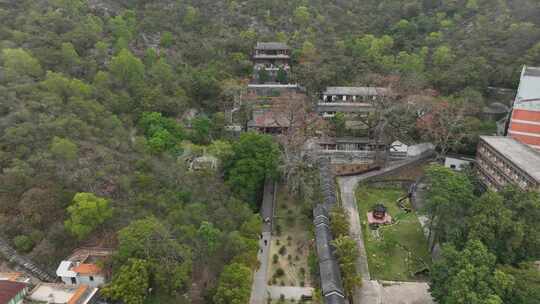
[356,185,431,281]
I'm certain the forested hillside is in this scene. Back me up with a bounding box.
[1,0,540,303]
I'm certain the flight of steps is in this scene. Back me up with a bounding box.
[0,237,56,282]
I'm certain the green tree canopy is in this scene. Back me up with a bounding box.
[498,263,540,304]
[332,235,362,298]
[467,191,525,264]
[190,116,212,145]
[64,192,113,239]
[430,240,514,304]
[213,263,252,304]
[276,67,288,84]
[109,49,145,90]
[59,42,81,73]
[50,137,78,161]
[160,31,174,48]
[424,164,476,248]
[224,132,280,207]
[293,6,311,26]
[2,48,43,81]
[139,111,184,154]
[102,259,150,304]
[116,217,192,294]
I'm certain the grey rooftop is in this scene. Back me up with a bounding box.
[255,42,290,50]
[516,66,540,101]
[523,66,540,78]
[480,136,540,181]
[323,86,390,96]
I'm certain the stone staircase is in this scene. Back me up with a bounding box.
[0,237,56,282]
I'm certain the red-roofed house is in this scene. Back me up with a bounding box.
[247,109,291,134]
[56,248,112,288]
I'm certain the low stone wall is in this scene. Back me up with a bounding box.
[334,163,381,177]
[361,179,415,191]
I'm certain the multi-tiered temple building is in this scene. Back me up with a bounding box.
[252,42,291,84]
[317,87,390,127]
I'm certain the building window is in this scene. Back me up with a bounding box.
[89,276,94,281]
[450,164,456,169]
[71,277,76,284]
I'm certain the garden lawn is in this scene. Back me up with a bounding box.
[356,185,431,281]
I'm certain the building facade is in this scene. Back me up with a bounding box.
[317,87,389,119]
[246,109,290,134]
[507,66,540,149]
[252,42,291,84]
[476,136,540,191]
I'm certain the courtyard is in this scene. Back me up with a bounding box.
[267,184,313,288]
[356,184,431,281]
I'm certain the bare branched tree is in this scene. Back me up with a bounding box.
[355,76,429,162]
[417,99,469,159]
[267,92,326,195]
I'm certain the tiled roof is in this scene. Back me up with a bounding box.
[67,285,88,304]
[0,280,27,304]
[247,109,290,128]
[255,42,289,50]
[325,293,346,304]
[72,263,102,275]
[319,158,337,208]
[315,223,334,262]
[311,157,346,303]
[323,86,390,96]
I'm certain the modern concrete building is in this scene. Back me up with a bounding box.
[476,136,540,191]
[507,66,540,149]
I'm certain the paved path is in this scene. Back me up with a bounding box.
[338,176,370,280]
[267,286,313,300]
[250,232,272,304]
[249,179,275,304]
[379,281,434,304]
[337,155,436,304]
[250,180,314,303]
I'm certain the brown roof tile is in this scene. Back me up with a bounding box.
[0,280,27,304]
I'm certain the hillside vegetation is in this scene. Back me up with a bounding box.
[1,0,540,303]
